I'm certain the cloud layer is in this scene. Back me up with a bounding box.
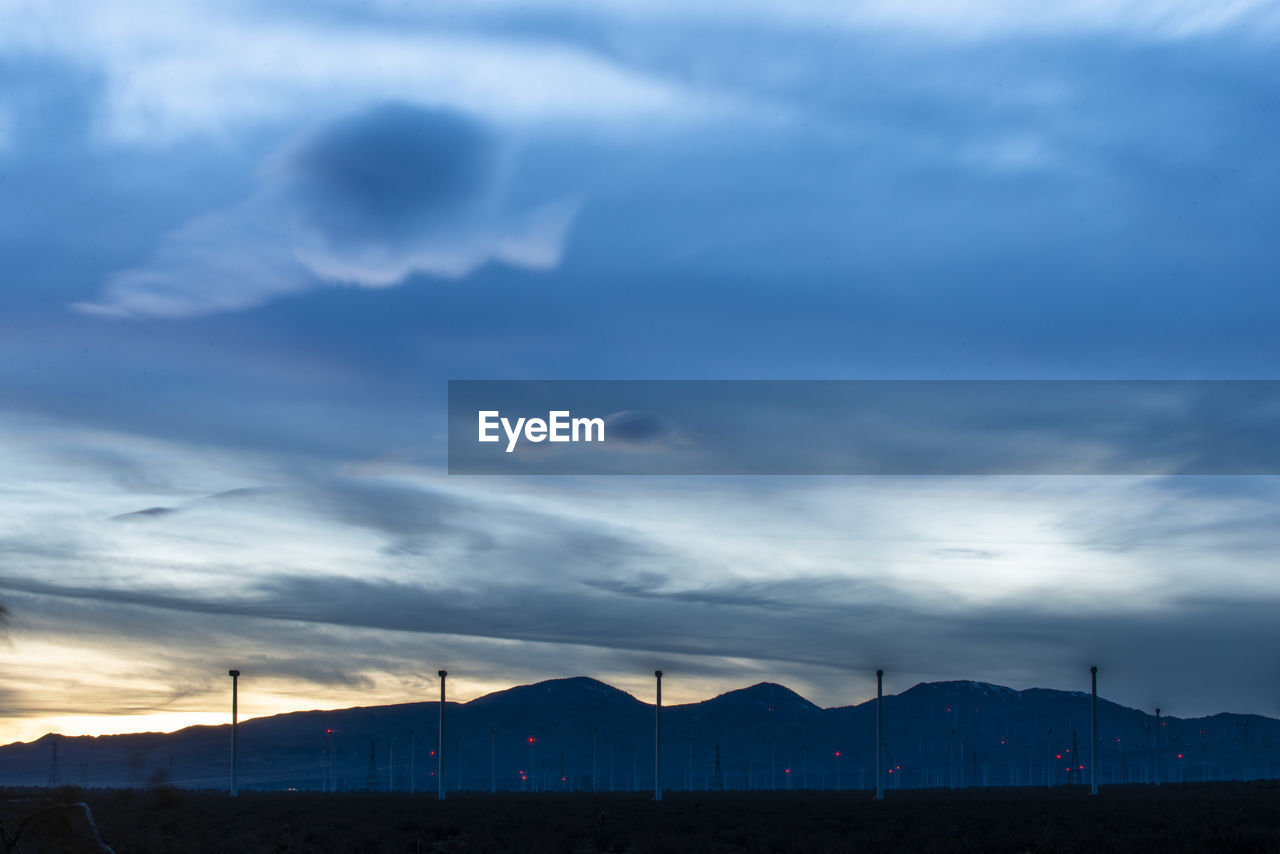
[3,413,1280,742]
[2,0,1279,745]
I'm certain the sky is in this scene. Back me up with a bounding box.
[1,0,1279,744]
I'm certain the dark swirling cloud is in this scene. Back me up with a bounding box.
[288,104,496,246]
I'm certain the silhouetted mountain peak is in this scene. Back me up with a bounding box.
[705,682,820,714]
[1021,686,1091,701]
[467,676,640,711]
[904,680,1025,704]
[524,676,636,699]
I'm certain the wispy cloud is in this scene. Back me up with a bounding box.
[75,103,579,318]
[0,3,716,145]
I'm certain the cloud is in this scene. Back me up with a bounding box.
[110,506,177,521]
[0,3,713,145]
[75,103,579,318]
[767,0,1280,40]
[9,538,1280,723]
[108,487,263,522]
[289,105,495,245]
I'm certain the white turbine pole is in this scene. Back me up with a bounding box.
[875,669,884,801]
[655,670,663,802]
[229,669,240,798]
[438,670,447,800]
[1090,666,1098,796]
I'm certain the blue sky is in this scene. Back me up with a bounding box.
[1,0,1279,742]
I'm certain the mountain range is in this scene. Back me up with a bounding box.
[2,678,1275,792]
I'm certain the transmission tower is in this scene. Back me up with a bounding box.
[47,737,61,786]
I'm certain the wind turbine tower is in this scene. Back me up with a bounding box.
[875,669,884,801]
[1090,666,1098,796]
[438,670,448,800]
[228,669,240,797]
[654,670,664,802]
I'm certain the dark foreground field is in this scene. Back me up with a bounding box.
[4,783,1280,853]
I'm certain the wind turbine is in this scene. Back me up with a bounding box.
[654,670,663,802]
[875,669,884,801]
[228,669,241,797]
[438,670,447,800]
[1090,666,1098,796]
